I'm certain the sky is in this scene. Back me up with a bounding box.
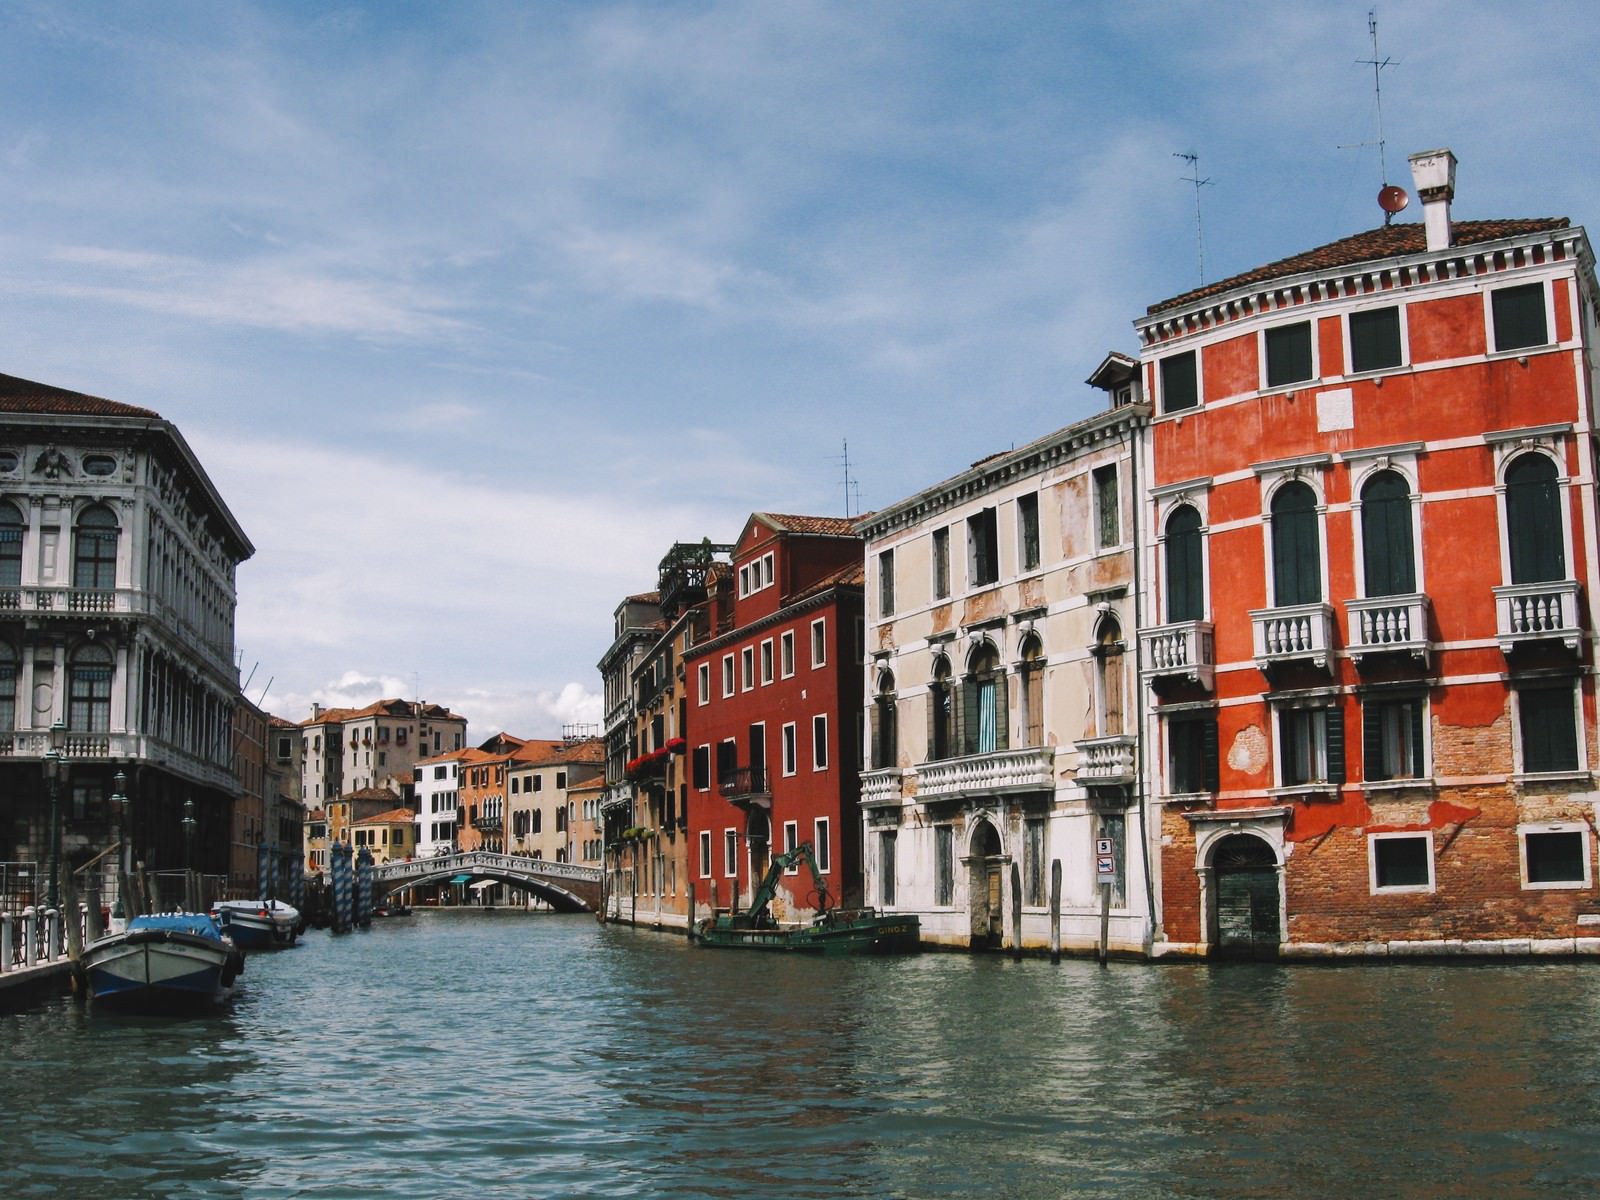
[0,0,1595,740]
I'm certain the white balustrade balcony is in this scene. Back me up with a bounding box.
[915,746,1055,802]
[1346,593,1431,665]
[859,768,905,809]
[1250,602,1335,672]
[1494,580,1583,653]
[1140,621,1215,689]
[1073,734,1137,787]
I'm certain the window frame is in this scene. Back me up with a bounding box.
[779,630,796,678]
[781,722,797,776]
[1158,349,1199,414]
[1346,304,1407,375]
[1274,701,1345,791]
[1262,319,1316,389]
[1017,493,1041,572]
[967,507,1000,589]
[1489,280,1552,354]
[932,526,951,599]
[740,646,755,692]
[759,638,774,686]
[1515,681,1583,776]
[721,654,735,698]
[1519,823,1592,890]
[697,662,710,706]
[878,548,895,617]
[814,817,831,874]
[811,714,829,771]
[1092,465,1119,551]
[810,618,827,668]
[782,820,799,872]
[724,828,739,879]
[1369,831,1435,894]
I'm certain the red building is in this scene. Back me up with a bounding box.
[1139,149,1600,958]
[684,514,865,920]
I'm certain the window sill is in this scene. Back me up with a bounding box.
[1363,778,1435,794]
[1160,791,1215,806]
[1267,784,1341,802]
[1371,884,1436,896]
[1522,879,1592,891]
[1514,771,1594,789]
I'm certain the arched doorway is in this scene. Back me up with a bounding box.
[1210,834,1281,959]
[967,820,1004,951]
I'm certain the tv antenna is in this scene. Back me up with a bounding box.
[836,440,862,517]
[1174,152,1213,285]
[1340,8,1408,224]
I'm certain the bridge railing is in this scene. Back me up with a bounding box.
[371,850,602,886]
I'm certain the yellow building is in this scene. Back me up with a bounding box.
[349,807,418,865]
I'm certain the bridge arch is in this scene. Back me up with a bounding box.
[371,851,602,913]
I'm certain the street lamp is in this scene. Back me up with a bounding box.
[182,796,197,914]
[111,770,129,920]
[42,719,66,911]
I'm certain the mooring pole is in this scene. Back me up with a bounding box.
[1010,862,1023,962]
[1098,883,1111,967]
[1049,860,1062,965]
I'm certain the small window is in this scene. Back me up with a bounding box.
[1519,684,1579,774]
[1167,712,1218,795]
[697,663,710,705]
[781,723,797,775]
[1160,350,1199,413]
[1265,321,1314,387]
[968,508,999,587]
[932,527,950,599]
[1371,833,1433,892]
[812,714,828,771]
[810,618,827,668]
[699,831,713,879]
[721,654,735,698]
[1093,465,1118,550]
[934,825,954,906]
[760,639,774,685]
[1492,282,1549,352]
[740,646,754,691]
[724,828,738,878]
[814,818,831,873]
[693,744,710,790]
[1363,696,1425,782]
[878,549,895,617]
[1017,494,1040,571]
[81,454,116,477]
[779,630,795,678]
[1349,307,1403,373]
[1278,704,1344,788]
[782,820,799,872]
[1523,827,1590,888]
[0,451,17,472]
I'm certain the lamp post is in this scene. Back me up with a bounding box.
[111,770,129,920]
[42,719,67,911]
[182,796,197,914]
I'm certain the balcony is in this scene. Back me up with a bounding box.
[1250,602,1335,672]
[1495,580,1583,653]
[719,766,769,805]
[1074,734,1137,788]
[1141,621,1214,689]
[859,767,906,810]
[1346,593,1431,666]
[915,746,1055,802]
[473,814,503,834]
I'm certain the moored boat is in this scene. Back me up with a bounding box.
[79,913,244,1012]
[212,898,301,950]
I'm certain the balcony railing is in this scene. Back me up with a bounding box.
[1074,734,1137,787]
[859,767,905,809]
[1346,593,1431,665]
[1250,602,1335,672]
[473,815,503,833]
[719,766,769,800]
[1495,580,1583,653]
[1140,621,1214,689]
[915,746,1055,802]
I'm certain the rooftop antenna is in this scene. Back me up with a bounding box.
[1342,8,1409,225]
[837,439,857,518]
[1174,152,1213,285]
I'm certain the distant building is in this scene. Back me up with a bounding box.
[507,735,604,864]
[596,591,664,911]
[569,775,605,870]
[0,374,252,911]
[411,750,462,858]
[296,698,466,808]
[231,696,269,896]
[349,807,417,865]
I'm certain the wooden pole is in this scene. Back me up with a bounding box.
[63,871,82,961]
[686,886,696,940]
[1049,859,1061,964]
[1098,883,1111,967]
[1009,861,1023,962]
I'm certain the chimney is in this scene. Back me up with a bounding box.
[1408,148,1457,252]
[312,702,323,720]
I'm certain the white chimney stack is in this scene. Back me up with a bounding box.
[1408,148,1458,252]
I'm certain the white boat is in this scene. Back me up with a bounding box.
[212,898,301,950]
[79,913,244,1012]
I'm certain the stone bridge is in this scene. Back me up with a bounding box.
[371,851,602,913]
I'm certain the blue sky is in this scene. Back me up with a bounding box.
[0,1,1594,739]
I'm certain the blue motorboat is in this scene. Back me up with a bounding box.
[212,898,301,950]
[78,913,244,1012]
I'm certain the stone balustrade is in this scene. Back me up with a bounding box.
[1140,620,1214,689]
[1250,602,1335,671]
[915,746,1055,801]
[859,767,905,809]
[1346,593,1431,664]
[1074,734,1137,784]
[1494,580,1583,653]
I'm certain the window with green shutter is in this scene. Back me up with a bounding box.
[1160,350,1198,413]
[1164,505,1204,622]
[1519,685,1579,773]
[1360,470,1415,596]
[1270,481,1321,606]
[1349,307,1403,373]
[1505,453,1565,584]
[1166,712,1219,795]
[1492,283,1548,352]
[1265,321,1314,387]
[1362,695,1425,781]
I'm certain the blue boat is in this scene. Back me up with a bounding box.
[212,899,301,950]
[78,914,244,1012]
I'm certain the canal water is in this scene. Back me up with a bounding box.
[4,912,1600,1198]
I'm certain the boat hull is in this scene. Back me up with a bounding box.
[695,910,920,955]
[214,901,300,950]
[80,917,243,1012]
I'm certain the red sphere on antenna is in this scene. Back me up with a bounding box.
[1379,184,1410,215]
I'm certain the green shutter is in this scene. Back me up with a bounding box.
[1326,705,1346,785]
[1349,307,1402,373]
[1166,506,1203,623]
[1361,471,1415,596]
[1201,716,1220,793]
[1362,702,1387,782]
[993,673,1009,751]
[1272,483,1321,606]
[869,703,883,770]
[1506,454,1565,584]
[1409,699,1426,779]
[1492,283,1549,352]
[1266,322,1313,387]
[1161,351,1198,413]
[959,682,977,756]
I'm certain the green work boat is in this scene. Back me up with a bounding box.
[692,840,920,955]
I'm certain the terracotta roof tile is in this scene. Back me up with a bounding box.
[0,372,160,419]
[350,807,416,825]
[1147,218,1571,315]
[790,559,865,604]
[755,513,860,537]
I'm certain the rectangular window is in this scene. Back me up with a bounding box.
[934,825,954,906]
[1519,684,1580,773]
[1349,306,1403,373]
[1017,495,1040,571]
[878,830,897,906]
[814,817,831,873]
[1094,465,1119,549]
[697,662,710,705]
[812,714,829,770]
[1492,282,1549,352]
[740,646,755,691]
[780,630,795,678]
[782,723,797,776]
[693,744,710,790]
[724,828,738,878]
[968,508,999,587]
[721,654,735,698]
[878,549,895,617]
[1522,826,1590,888]
[1024,818,1045,907]
[739,564,752,597]
[1265,321,1314,387]
[1279,705,1344,787]
[1362,696,1425,782]
[1160,350,1198,413]
[1166,712,1219,795]
[716,739,737,787]
[1371,832,1434,892]
[810,618,827,667]
[760,639,774,685]
[782,820,799,871]
[932,527,950,599]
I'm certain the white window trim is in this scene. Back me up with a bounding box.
[1483,277,1556,359]
[781,722,797,776]
[1491,437,1575,591]
[810,617,827,668]
[695,743,711,792]
[1258,469,1331,609]
[721,653,735,699]
[1368,831,1435,895]
[1519,822,1593,890]
[1346,453,1424,599]
[1258,316,1319,392]
[782,820,799,873]
[698,830,712,879]
[740,646,755,692]
[813,817,831,873]
[812,714,829,771]
[1511,681,1589,779]
[779,629,796,679]
[1156,346,1203,417]
[697,662,710,706]
[1341,300,1411,378]
[760,637,774,686]
[724,827,738,878]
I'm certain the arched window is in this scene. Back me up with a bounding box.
[0,501,23,588]
[1094,618,1125,737]
[870,670,897,770]
[927,655,954,762]
[73,504,119,591]
[1165,505,1203,622]
[1018,635,1044,748]
[962,644,1008,756]
[68,642,113,732]
[0,642,15,732]
[1270,481,1321,606]
[1361,470,1416,596]
[1505,453,1565,584]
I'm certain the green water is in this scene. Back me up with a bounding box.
[4,911,1599,1197]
